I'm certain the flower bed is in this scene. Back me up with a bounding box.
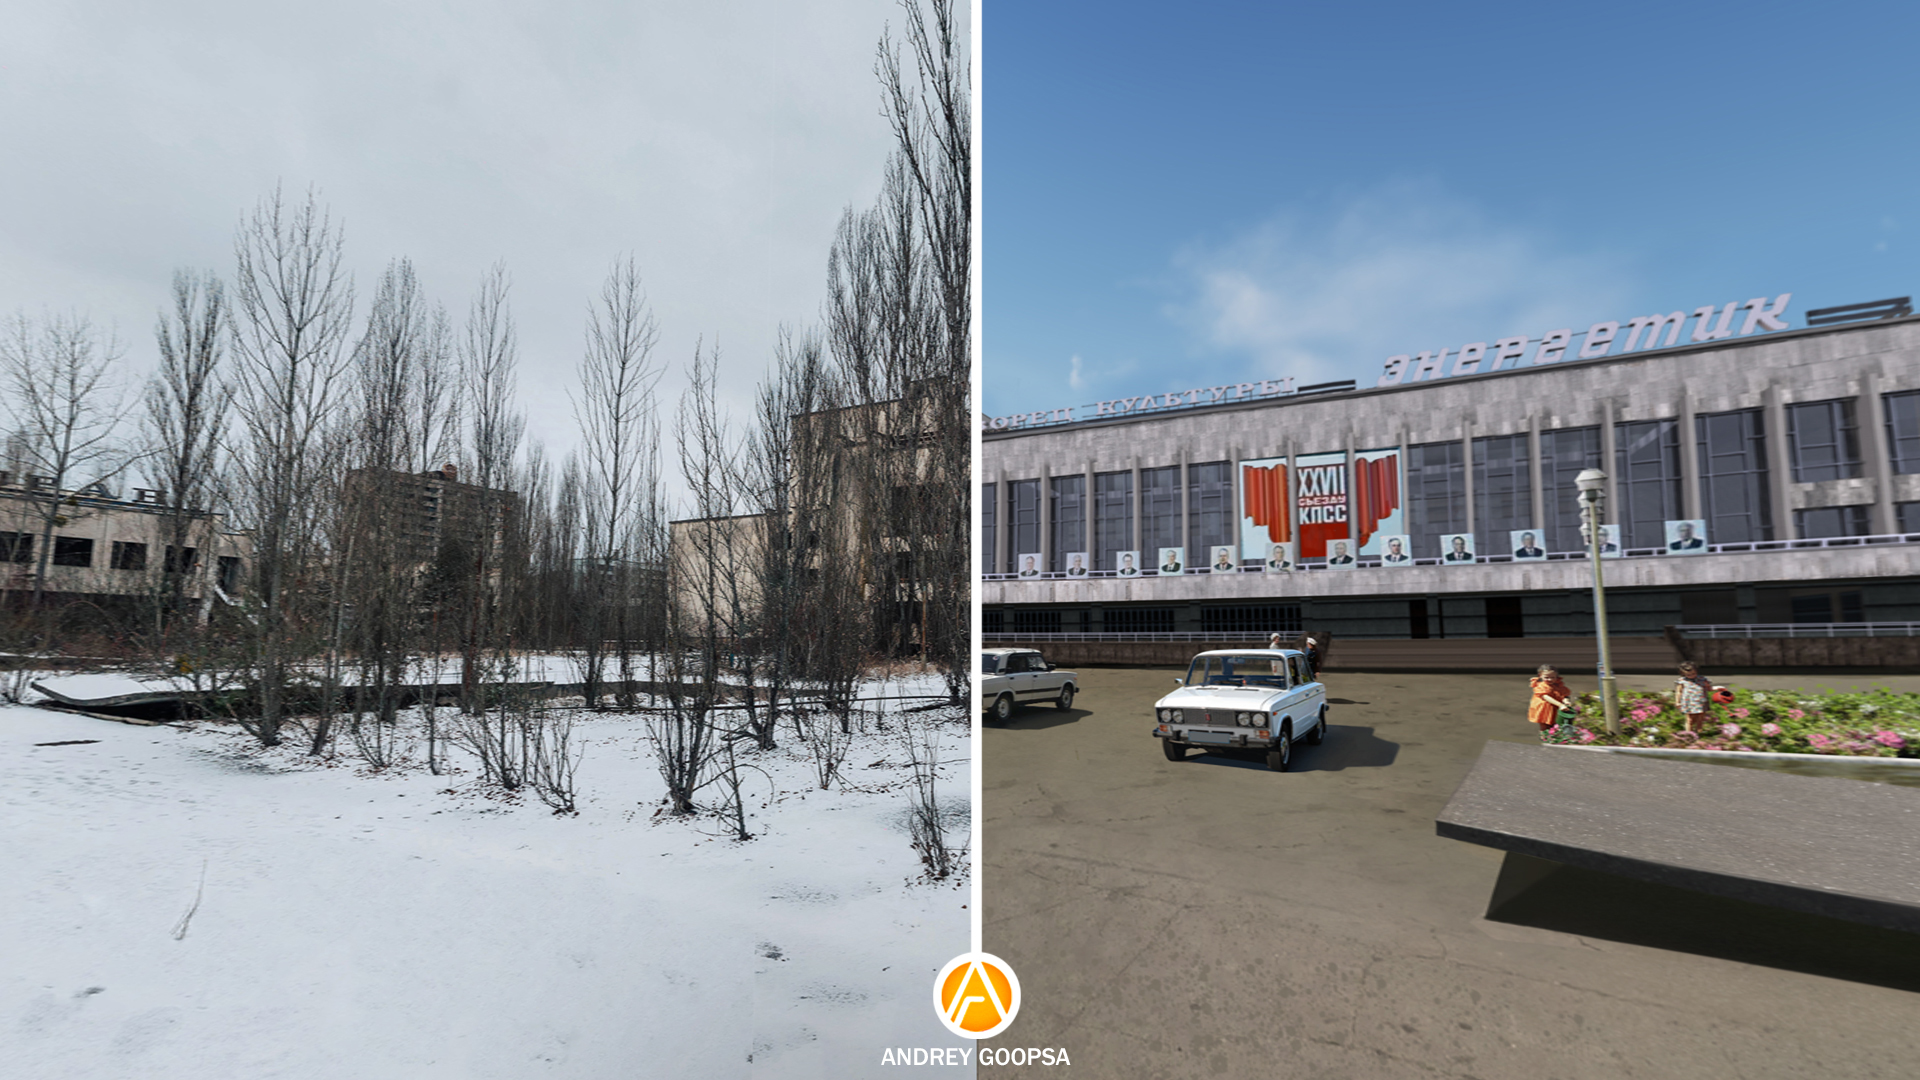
[1540,686,1920,758]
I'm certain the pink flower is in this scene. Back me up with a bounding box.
[1787,709,1806,720]
[1720,723,1742,739]
[1760,723,1782,737]
[1808,732,1834,750]
[1730,708,1750,719]
[1872,730,1906,749]
[1578,728,1598,744]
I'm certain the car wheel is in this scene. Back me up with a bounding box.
[990,694,1014,725]
[1305,709,1325,745]
[1162,738,1186,761]
[1056,684,1075,710]
[1266,727,1292,772]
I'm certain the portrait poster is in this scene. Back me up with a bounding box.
[1016,552,1042,578]
[1439,533,1476,565]
[1665,519,1708,554]
[1509,529,1546,561]
[1262,541,1293,573]
[1062,551,1090,577]
[1114,550,1142,577]
[1378,534,1412,566]
[1324,539,1357,569]
[1156,547,1185,574]
[1209,545,1237,573]
[1598,524,1622,559]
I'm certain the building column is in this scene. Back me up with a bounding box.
[1344,430,1358,553]
[1178,449,1190,563]
[1762,386,1793,539]
[1860,371,1897,534]
[1084,459,1096,566]
[1601,399,1621,535]
[1039,463,1052,571]
[1229,444,1242,565]
[1460,426,1476,544]
[1130,457,1142,555]
[1679,388,1701,521]
[1526,415,1545,534]
[994,470,1009,574]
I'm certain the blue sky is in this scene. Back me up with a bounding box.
[982,1,1920,416]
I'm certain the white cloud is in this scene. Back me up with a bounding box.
[1067,353,1085,390]
[1170,182,1637,387]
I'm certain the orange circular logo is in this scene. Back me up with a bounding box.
[934,952,1021,1039]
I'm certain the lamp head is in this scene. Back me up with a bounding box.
[1574,468,1607,494]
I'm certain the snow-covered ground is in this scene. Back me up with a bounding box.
[4,671,972,1078]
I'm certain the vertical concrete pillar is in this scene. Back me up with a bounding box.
[1344,430,1358,552]
[1130,456,1141,555]
[1859,371,1897,534]
[1039,462,1052,571]
[1084,458,1096,566]
[1460,426,1476,544]
[1601,399,1620,533]
[1679,388,1701,521]
[994,469,1008,574]
[1762,386,1793,539]
[1527,415,1545,533]
[1178,449,1190,564]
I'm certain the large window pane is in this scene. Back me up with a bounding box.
[1539,426,1601,553]
[1788,398,1861,482]
[1008,479,1041,565]
[1094,470,1133,571]
[1795,505,1870,539]
[1406,441,1466,559]
[1696,408,1772,543]
[1048,475,1086,572]
[1887,390,1920,475]
[1615,419,1680,549]
[1141,465,1183,556]
[980,482,995,573]
[1472,434,1531,554]
[1187,461,1233,556]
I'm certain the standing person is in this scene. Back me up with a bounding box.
[1674,661,1713,732]
[1304,636,1321,677]
[1529,664,1572,735]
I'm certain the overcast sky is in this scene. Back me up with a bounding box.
[0,0,906,508]
[984,0,1920,417]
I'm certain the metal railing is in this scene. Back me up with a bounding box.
[981,531,1920,582]
[1674,622,1920,639]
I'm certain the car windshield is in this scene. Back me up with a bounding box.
[1184,655,1289,688]
[979,653,1001,674]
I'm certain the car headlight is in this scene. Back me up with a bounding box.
[1157,708,1170,722]
[1236,711,1255,725]
[1171,709,1184,723]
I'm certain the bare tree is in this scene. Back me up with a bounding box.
[142,270,231,641]
[571,257,664,708]
[229,186,356,748]
[0,312,137,614]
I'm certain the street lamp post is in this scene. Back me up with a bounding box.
[1575,468,1621,735]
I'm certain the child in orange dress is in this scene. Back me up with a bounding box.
[1529,664,1572,734]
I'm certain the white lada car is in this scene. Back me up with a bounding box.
[980,648,1078,724]
[1152,648,1327,771]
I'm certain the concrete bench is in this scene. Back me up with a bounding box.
[1436,741,1920,934]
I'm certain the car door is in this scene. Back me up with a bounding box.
[1293,655,1323,733]
[1030,651,1063,698]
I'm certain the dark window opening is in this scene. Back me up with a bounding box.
[1200,604,1303,635]
[164,545,198,573]
[1696,409,1772,543]
[983,608,1005,634]
[52,537,94,567]
[0,531,32,564]
[1615,419,1681,549]
[1485,596,1524,638]
[1104,607,1175,634]
[1048,474,1086,572]
[1888,390,1920,475]
[1010,610,1061,635]
[1680,590,1739,625]
[110,541,147,571]
[1408,598,1430,639]
[980,482,996,574]
[218,556,242,593]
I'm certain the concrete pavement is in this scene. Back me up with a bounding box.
[980,668,1920,1078]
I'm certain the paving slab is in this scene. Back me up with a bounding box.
[1437,740,1920,933]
